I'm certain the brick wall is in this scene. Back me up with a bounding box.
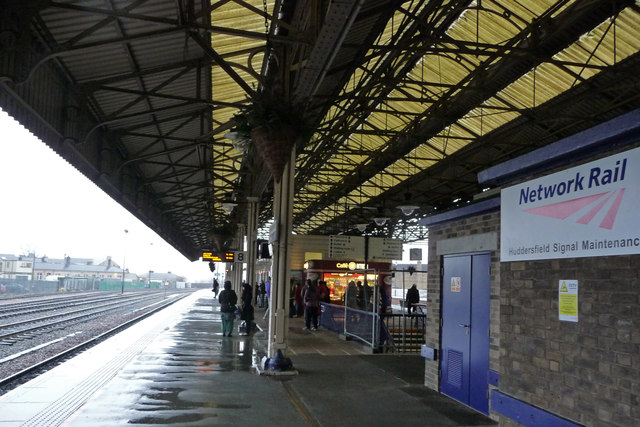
[500,254,640,426]
[426,209,640,426]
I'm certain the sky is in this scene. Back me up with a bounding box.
[0,109,213,283]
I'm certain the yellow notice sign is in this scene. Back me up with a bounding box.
[558,280,578,322]
[451,277,461,293]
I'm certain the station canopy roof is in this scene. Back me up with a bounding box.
[2,0,640,260]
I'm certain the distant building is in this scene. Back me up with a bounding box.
[34,255,125,281]
[0,254,34,280]
[1,253,186,287]
[146,271,187,288]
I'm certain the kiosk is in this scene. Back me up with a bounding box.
[303,259,392,306]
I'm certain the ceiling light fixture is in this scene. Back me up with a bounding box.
[355,223,369,232]
[397,191,419,216]
[373,217,389,226]
[397,204,419,216]
[223,131,241,141]
[221,202,237,214]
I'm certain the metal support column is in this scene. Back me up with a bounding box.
[246,197,259,290]
[267,147,295,358]
[233,223,245,292]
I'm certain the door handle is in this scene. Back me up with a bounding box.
[458,323,470,328]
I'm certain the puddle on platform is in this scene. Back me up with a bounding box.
[128,413,217,424]
[143,296,264,374]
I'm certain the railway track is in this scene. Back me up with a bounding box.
[0,293,124,319]
[0,290,194,395]
[0,293,166,341]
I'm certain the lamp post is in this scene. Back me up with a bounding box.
[148,242,153,289]
[31,250,36,282]
[121,229,128,295]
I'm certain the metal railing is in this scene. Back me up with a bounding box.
[379,312,426,353]
[319,302,344,333]
[319,302,426,352]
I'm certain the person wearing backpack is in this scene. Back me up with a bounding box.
[212,278,220,297]
[218,280,238,337]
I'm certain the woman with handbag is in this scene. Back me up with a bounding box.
[218,280,238,337]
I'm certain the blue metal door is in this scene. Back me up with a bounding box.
[469,253,490,414]
[441,255,472,403]
[441,253,490,414]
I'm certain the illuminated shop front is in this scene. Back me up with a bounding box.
[303,259,392,305]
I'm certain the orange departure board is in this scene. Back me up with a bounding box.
[202,251,235,262]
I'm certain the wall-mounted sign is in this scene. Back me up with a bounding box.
[451,277,462,293]
[558,280,578,322]
[233,251,247,263]
[368,238,403,260]
[328,236,403,260]
[501,147,640,261]
[329,235,365,259]
[269,221,279,243]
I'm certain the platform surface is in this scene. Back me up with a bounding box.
[0,290,496,426]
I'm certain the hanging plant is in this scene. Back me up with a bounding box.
[232,78,308,180]
[208,222,237,253]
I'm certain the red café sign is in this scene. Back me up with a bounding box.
[305,259,391,271]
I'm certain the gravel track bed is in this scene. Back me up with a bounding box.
[0,290,192,394]
[0,294,138,323]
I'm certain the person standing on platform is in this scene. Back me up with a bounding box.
[303,281,319,331]
[258,280,266,307]
[212,278,220,297]
[240,281,254,335]
[218,280,238,337]
[356,281,365,310]
[293,281,304,317]
[265,276,271,309]
[317,281,330,305]
[379,283,391,313]
[316,280,330,325]
[301,278,311,299]
[345,280,358,309]
[405,284,420,315]
[254,281,259,306]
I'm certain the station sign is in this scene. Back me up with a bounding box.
[501,146,640,261]
[233,251,247,262]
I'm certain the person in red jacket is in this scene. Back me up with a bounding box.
[317,280,330,305]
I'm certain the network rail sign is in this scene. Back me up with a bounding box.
[501,147,640,261]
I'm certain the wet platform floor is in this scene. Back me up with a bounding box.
[0,290,496,426]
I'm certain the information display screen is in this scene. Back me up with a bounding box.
[202,251,234,262]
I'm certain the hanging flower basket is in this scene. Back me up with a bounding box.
[208,223,236,253]
[250,125,297,181]
[229,76,308,181]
